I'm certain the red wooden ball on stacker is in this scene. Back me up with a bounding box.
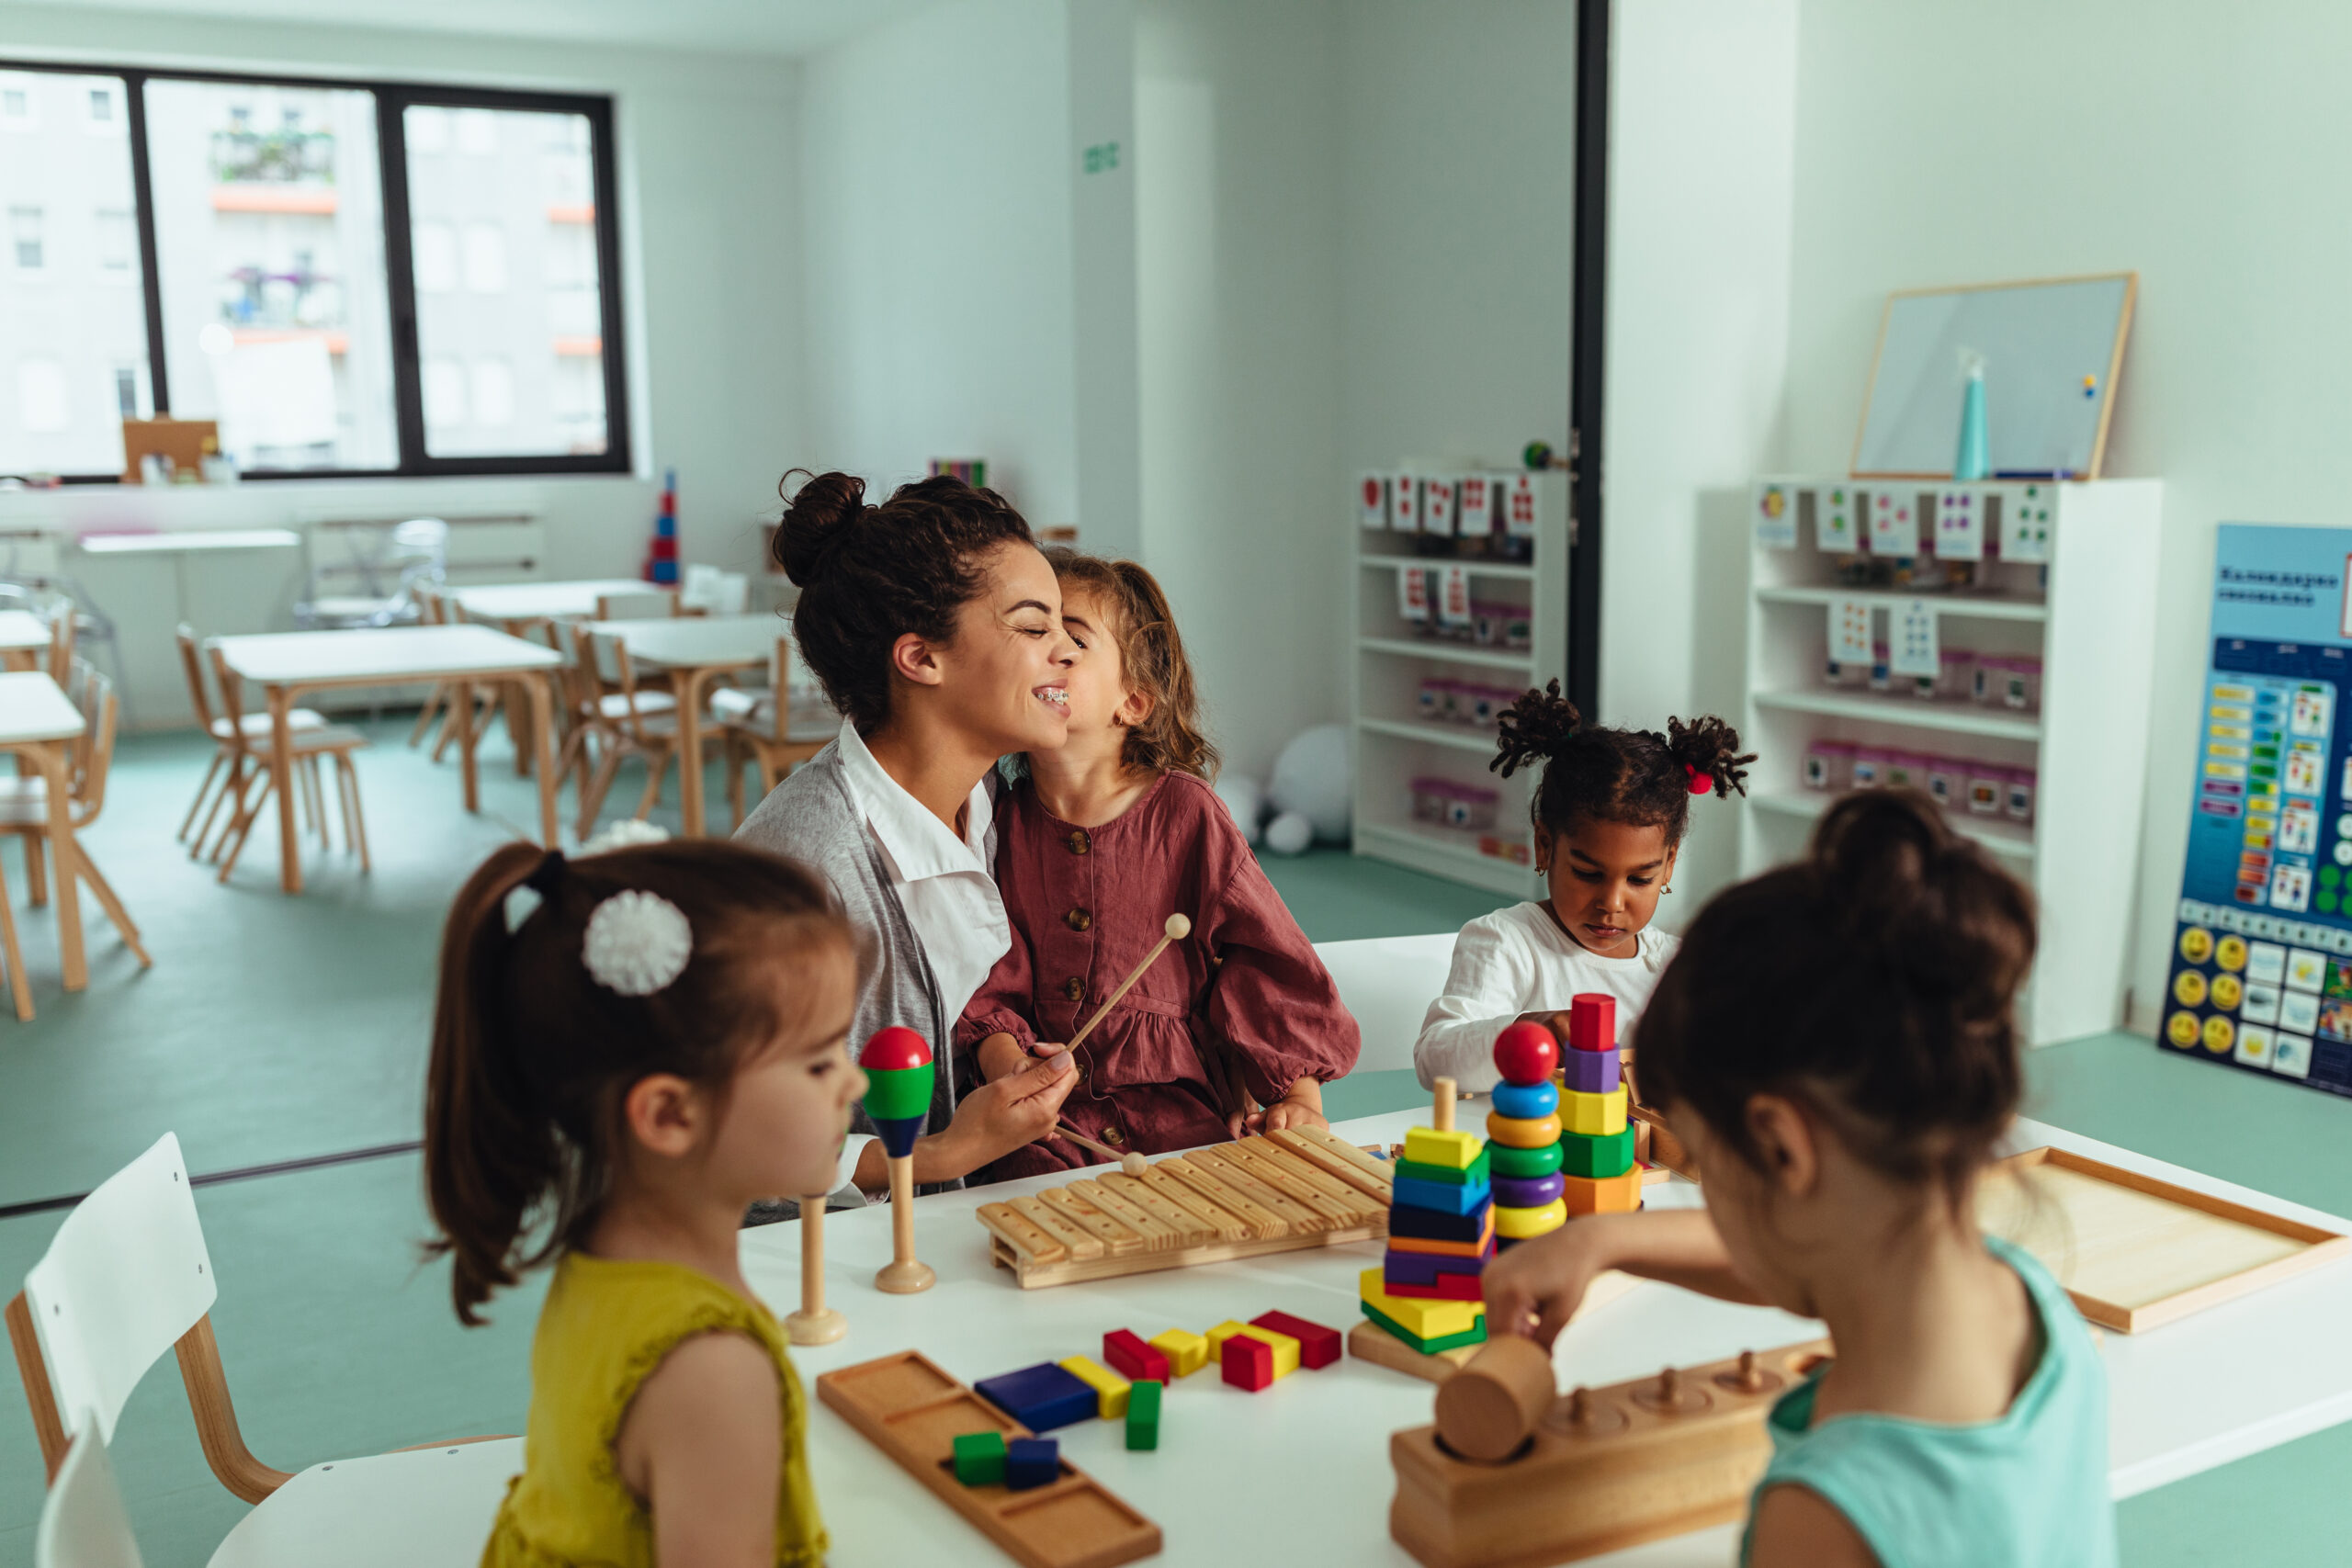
[1492,1021,1560,1087]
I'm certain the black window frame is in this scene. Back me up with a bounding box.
[0,58,631,483]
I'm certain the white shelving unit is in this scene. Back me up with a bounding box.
[1739,476,2163,1043]
[1350,471,1570,897]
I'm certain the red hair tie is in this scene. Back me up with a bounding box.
[1684,762,1713,795]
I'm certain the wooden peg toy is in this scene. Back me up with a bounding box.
[1067,912,1193,1052]
[859,1026,937,1294]
[785,1191,846,1346]
[1431,1075,1457,1133]
[1433,1335,1554,1463]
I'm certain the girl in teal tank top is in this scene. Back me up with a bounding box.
[1484,792,2117,1568]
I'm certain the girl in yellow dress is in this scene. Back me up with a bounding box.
[424,832,862,1567]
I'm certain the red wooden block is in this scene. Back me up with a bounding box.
[1102,1328,1170,1384]
[1568,994,1616,1053]
[1382,1273,1486,1302]
[1250,1310,1342,1371]
[1221,1332,1275,1392]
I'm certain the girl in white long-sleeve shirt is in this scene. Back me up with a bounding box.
[1415,682,1749,1090]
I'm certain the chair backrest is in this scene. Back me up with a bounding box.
[1312,932,1462,1076]
[23,1134,218,1449]
[205,647,251,742]
[67,661,119,824]
[36,1429,144,1568]
[594,591,674,621]
[588,629,660,739]
[173,626,216,734]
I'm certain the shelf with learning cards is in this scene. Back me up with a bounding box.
[1351,468,1570,899]
[1741,476,2162,1044]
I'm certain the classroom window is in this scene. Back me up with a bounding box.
[0,58,627,480]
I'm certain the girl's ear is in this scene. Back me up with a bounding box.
[1660,842,1679,891]
[1113,685,1154,730]
[623,1073,707,1158]
[1533,823,1554,874]
[888,631,945,689]
[1743,1092,1819,1199]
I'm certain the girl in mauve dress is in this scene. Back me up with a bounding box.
[956,550,1360,1182]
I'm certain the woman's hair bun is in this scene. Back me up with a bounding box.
[773,468,868,585]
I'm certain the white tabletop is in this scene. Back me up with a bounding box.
[452,580,667,621]
[738,1110,2352,1568]
[213,626,563,688]
[0,609,50,653]
[587,613,780,669]
[0,672,84,744]
[77,528,301,554]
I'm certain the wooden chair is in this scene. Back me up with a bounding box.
[0,661,149,975]
[205,647,372,883]
[175,626,328,852]
[713,633,832,827]
[7,1134,519,1560]
[36,1427,143,1568]
[569,624,683,838]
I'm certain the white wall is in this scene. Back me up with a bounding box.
[0,3,801,589]
[1778,0,2352,1029]
[1599,0,1799,923]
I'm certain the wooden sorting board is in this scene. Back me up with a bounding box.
[976,1125,1395,1289]
[1979,1145,2351,1332]
[816,1349,1161,1568]
[1390,1338,1831,1568]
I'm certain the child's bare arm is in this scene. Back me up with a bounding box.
[616,1331,781,1568]
[1745,1485,1880,1568]
[1250,1077,1329,1134]
[1481,1209,1769,1348]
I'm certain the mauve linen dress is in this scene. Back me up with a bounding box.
[956,771,1362,1183]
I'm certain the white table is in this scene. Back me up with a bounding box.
[78,529,303,555]
[736,1110,2352,1567]
[0,609,50,669]
[212,626,566,892]
[451,580,672,624]
[586,614,780,836]
[0,672,89,1008]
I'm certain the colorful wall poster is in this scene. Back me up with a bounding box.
[2164,525,2352,1098]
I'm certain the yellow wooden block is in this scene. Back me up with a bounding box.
[1205,1320,1250,1361]
[1403,1126,1485,1170]
[1149,1327,1209,1378]
[1057,1354,1132,1419]
[1486,1111,1564,1149]
[1233,1323,1301,1380]
[1359,1268,1485,1340]
[1562,1087,1627,1136]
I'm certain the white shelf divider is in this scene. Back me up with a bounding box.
[1739,476,2163,1045]
[1357,636,1534,672]
[1356,716,1504,755]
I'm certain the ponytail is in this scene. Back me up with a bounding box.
[1666,715,1752,800]
[1490,680,1749,845]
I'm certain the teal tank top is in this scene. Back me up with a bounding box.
[1740,1235,2116,1568]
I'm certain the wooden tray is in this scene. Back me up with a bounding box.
[976,1126,1393,1288]
[816,1349,1161,1568]
[1981,1146,2351,1332]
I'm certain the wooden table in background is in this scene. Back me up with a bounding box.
[584,614,776,837]
[0,673,89,1006]
[213,626,566,893]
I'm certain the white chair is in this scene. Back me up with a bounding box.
[36,1426,143,1568]
[1312,931,1461,1077]
[6,1134,520,1568]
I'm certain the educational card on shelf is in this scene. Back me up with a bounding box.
[1753,481,1796,549]
[2165,524,2352,1099]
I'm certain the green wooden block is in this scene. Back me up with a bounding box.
[1360,1298,1489,1355]
[1125,1379,1162,1450]
[1489,1141,1565,1179]
[864,1064,934,1122]
[1394,1149,1490,1187]
[1559,1126,1635,1179]
[953,1429,1007,1487]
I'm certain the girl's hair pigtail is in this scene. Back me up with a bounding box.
[1666,715,1755,800]
[424,840,563,1325]
[1492,679,1583,779]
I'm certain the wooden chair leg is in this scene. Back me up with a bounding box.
[23,832,45,909]
[218,777,273,883]
[178,750,226,842]
[193,754,244,861]
[633,747,672,821]
[6,1292,64,1479]
[341,754,371,873]
[726,737,745,830]
[409,682,448,748]
[0,849,31,1022]
[204,762,266,864]
[71,844,148,967]
[576,743,624,839]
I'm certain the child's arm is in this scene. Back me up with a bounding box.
[1746,1486,1881,1568]
[956,931,1042,1084]
[1252,1075,1325,1134]
[1480,1209,1770,1348]
[615,1331,782,1568]
[1413,918,1541,1092]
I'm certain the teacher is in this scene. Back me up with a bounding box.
[737,469,1081,1203]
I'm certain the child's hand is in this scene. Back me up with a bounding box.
[974,1032,1031,1083]
[1479,1215,1621,1349]
[1517,1008,1575,1045]
[1243,1078,1328,1136]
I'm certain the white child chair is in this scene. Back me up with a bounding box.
[36,1425,144,1568]
[6,1134,521,1567]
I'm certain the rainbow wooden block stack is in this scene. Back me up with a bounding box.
[1360,1077,1493,1356]
[1486,1018,1567,1246]
[1555,994,1641,1216]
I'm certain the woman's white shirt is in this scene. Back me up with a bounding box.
[1412,900,1680,1091]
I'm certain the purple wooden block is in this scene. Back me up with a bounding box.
[1561,1045,1621,1095]
[1383,1246,1490,1288]
[1492,1171,1568,1208]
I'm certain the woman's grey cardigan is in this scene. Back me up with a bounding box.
[733,739,967,1221]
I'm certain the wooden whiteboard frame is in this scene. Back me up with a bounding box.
[1996,1146,2349,1332]
[1849,271,2138,481]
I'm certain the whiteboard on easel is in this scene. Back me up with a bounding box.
[1851,273,2135,480]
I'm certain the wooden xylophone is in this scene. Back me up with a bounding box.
[976,1124,1395,1288]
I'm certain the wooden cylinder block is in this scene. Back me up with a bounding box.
[1433,1334,1555,1463]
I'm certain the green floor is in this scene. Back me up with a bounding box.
[1,721,2346,1562]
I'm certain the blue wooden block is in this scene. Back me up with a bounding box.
[1389,1196,1494,1244]
[1005,1436,1060,1491]
[976,1363,1099,1433]
[1492,1078,1560,1119]
[1392,1172,1492,1216]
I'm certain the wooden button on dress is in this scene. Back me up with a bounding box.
[1064,976,1085,1001]
[1065,829,1091,855]
[1102,1126,1125,1145]
[1066,908,1091,931]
